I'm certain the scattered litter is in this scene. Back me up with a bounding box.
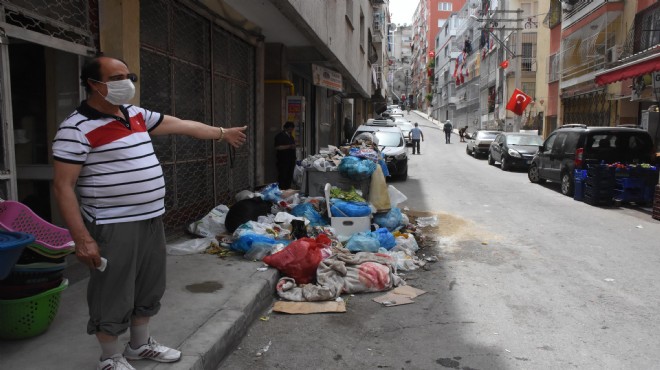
[505,349,511,353]
[493,332,499,335]
[373,285,427,307]
[481,242,488,245]
[416,215,438,228]
[604,278,615,282]
[255,340,271,357]
[272,301,346,314]
[335,297,344,302]
[167,237,217,255]
[259,316,269,321]
[424,256,438,262]
[636,225,643,229]
[257,267,269,272]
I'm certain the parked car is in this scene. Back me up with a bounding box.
[466,130,501,158]
[351,124,408,180]
[528,124,655,196]
[488,132,543,171]
[392,118,413,146]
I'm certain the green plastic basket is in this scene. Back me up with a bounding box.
[0,279,68,339]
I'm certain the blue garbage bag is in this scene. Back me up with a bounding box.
[231,233,277,253]
[345,232,380,252]
[291,203,326,226]
[330,199,372,217]
[338,156,377,181]
[260,183,282,202]
[373,207,403,231]
[372,227,396,250]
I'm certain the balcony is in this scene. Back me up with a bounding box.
[561,0,623,31]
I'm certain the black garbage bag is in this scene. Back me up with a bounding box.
[224,197,273,233]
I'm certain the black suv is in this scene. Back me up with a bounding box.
[528,124,655,196]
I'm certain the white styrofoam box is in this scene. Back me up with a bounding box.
[324,183,371,241]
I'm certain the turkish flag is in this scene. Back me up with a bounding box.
[506,88,532,116]
[500,60,509,69]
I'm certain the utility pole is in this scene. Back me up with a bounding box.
[514,9,522,132]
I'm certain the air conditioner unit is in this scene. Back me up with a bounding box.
[606,47,619,63]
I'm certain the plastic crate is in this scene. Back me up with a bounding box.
[584,183,614,197]
[587,165,615,178]
[0,231,36,280]
[0,279,68,339]
[0,201,74,251]
[615,177,645,190]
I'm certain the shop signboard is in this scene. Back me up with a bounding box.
[312,64,343,92]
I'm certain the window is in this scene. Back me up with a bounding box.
[548,53,559,82]
[438,19,446,28]
[346,0,354,29]
[360,10,365,50]
[438,2,452,11]
[522,82,536,97]
[522,43,536,71]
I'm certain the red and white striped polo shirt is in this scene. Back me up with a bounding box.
[52,101,165,224]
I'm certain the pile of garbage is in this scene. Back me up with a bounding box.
[171,140,438,307]
[172,180,439,307]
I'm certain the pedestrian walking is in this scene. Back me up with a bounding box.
[409,122,424,154]
[443,120,453,144]
[52,56,247,370]
[274,121,297,189]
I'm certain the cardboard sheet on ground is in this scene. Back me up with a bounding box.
[273,301,346,314]
[373,285,427,307]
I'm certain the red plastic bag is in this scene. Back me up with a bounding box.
[263,235,329,284]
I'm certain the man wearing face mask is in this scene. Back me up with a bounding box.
[52,56,248,370]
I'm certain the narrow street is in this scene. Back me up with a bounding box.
[220,112,660,370]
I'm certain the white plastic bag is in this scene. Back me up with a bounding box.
[313,158,327,172]
[293,165,304,188]
[167,237,217,255]
[187,205,229,237]
[388,185,407,208]
[393,234,419,253]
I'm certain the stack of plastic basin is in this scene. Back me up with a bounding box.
[0,201,73,338]
[0,231,35,280]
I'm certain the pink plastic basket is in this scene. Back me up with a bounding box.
[0,201,74,251]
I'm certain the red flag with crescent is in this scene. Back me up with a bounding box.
[500,60,509,69]
[506,88,532,116]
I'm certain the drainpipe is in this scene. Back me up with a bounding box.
[265,80,295,96]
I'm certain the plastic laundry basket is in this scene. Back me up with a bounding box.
[0,279,68,339]
[0,201,74,250]
[0,231,36,280]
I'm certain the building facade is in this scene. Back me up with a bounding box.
[0,0,389,235]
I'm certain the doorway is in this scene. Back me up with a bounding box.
[2,39,81,224]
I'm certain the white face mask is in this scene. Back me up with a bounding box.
[95,79,135,105]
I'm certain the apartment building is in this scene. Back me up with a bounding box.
[387,24,413,105]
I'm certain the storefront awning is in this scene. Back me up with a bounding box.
[595,52,660,85]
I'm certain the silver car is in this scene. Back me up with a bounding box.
[466,130,501,158]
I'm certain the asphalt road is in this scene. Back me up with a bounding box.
[220,113,660,370]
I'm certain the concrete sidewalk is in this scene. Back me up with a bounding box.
[0,243,279,370]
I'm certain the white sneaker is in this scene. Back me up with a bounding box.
[97,355,135,370]
[123,337,181,363]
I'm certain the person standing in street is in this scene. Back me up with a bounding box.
[52,56,247,370]
[274,121,297,189]
[443,120,453,144]
[459,125,468,142]
[409,122,424,155]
